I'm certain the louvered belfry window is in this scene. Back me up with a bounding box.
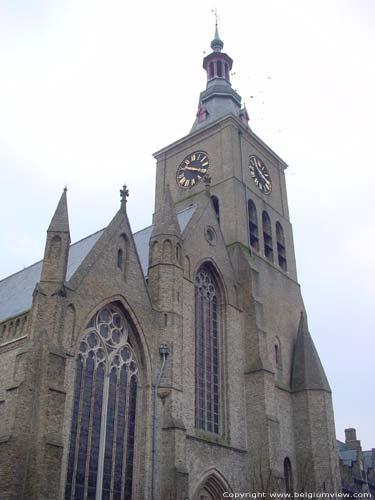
[195,266,221,434]
[65,303,138,500]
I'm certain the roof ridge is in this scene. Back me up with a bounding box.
[0,206,196,286]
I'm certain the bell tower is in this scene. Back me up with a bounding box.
[152,23,340,493]
[153,24,297,280]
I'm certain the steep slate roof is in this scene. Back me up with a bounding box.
[336,440,374,472]
[364,451,374,471]
[0,205,196,323]
[290,312,331,393]
[339,449,358,467]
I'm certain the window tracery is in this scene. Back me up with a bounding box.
[65,303,138,500]
[195,266,221,434]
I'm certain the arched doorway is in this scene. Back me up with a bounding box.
[192,470,231,500]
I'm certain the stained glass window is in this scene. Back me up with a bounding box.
[65,303,138,500]
[195,266,221,434]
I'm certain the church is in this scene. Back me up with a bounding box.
[0,25,341,500]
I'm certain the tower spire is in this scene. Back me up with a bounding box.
[40,187,71,285]
[47,187,70,233]
[191,21,242,132]
[210,13,224,52]
[151,185,181,239]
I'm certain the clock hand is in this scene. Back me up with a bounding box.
[257,168,270,184]
[184,166,207,172]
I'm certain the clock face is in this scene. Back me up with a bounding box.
[176,151,209,189]
[248,155,272,194]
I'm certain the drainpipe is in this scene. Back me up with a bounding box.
[151,343,170,500]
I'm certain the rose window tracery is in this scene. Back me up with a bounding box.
[65,303,138,500]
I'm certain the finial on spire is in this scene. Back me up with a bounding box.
[120,184,129,212]
[210,9,224,52]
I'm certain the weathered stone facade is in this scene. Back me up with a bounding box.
[0,27,341,500]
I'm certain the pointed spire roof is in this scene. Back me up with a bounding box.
[47,187,70,234]
[151,185,181,238]
[191,23,242,132]
[211,22,224,52]
[291,312,331,393]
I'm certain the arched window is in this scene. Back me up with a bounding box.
[65,303,139,500]
[276,222,287,271]
[162,239,172,262]
[176,243,182,265]
[274,343,279,366]
[211,195,220,224]
[49,234,62,260]
[209,62,214,79]
[284,457,294,494]
[262,211,273,262]
[117,234,128,278]
[195,265,222,434]
[248,200,259,251]
[117,248,123,269]
[217,60,222,77]
[274,337,282,375]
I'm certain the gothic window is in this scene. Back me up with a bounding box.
[117,234,128,277]
[117,249,123,269]
[274,337,282,375]
[150,241,159,264]
[162,239,172,262]
[274,343,279,366]
[65,303,138,500]
[276,222,287,271]
[211,195,220,224]
[248,200,259,251]
[284,457,294,495]
[176,243,182,265]
[49,234,62,260]
[262,211,273,262]
[195,265,221,434]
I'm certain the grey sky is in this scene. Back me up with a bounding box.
[0,1,374,448]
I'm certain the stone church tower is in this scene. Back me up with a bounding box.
[0,25,340,500]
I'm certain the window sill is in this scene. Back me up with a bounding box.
[186,432,247,454]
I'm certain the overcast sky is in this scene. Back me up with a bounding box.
[0,1,374,449]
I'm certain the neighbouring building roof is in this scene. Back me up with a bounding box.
[0,205,196,323]
[337,439,374,473]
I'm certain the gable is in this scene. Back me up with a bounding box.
[0,205,196,323]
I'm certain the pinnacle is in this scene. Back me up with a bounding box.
[47,187,70,234]
[151,185,181,238]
